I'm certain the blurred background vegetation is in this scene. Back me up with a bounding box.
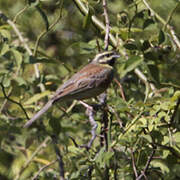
[0,0,180,179]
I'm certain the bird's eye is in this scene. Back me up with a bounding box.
[109,59,115,66]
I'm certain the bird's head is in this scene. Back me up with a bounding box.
[92,51,120,66]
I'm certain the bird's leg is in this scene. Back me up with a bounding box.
[86,107,97,149]
[78,101,98,150]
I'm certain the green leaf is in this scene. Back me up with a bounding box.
[11,49,23,69]
[0,43,9,56]
[36,5,49,31]
[23,90,51,105]
[121,56,143,77]
[13,77,27,86]
[68,146,84,154]
[83,10,91,29]
[171,91,180,102]
[174,132,180,143]
[158,30,165,44]
[141,40,151,51]
[124,43,137,50]
[27,56,53,64]
[0,29,11,40]
[148,64,160,83]
[143,18,155,29]
[151,160,169,173]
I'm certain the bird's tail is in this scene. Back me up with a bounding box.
[24,100,54,128]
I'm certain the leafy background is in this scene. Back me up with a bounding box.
[0,0,180,179]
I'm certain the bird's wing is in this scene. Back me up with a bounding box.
[52,63,112,101]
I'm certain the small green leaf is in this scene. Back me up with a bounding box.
[151,160,169,173]
[0,43,9,56]
[14,77,27,86]
[23,90,51,105]
[171,91,180,102]
[0,29,11,40]
[141,40,151,51]
[11,49,23,68]
[121,56,143,77]
[174,132,180,143]
[124,43,137,50]
[143,18,154,29]
[158,30,165,44]
[36,5,49,31]
[83,10,91,29]
[148,64,160,83]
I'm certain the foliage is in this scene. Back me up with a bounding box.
[0,0,180,179]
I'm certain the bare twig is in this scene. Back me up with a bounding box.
[164,2,180,30]
[86,108,97,149]
[136,148,156,180]
[32,159,57,180]
[13,5,28,23]
[130,149,138,178]
[15,137,51,180]
[114,78,126,101]
[69,101,98,150]
[51,135,65,180]
[0,82,29,119]
[0,86,12,113]
[102,0,110,50]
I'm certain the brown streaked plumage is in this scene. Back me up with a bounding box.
[24,51,120,128]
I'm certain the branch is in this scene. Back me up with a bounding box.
[136,148,156,180]
[32,159,57,180]
[15,137,51,180]
[102,0,110,50]
[142,0,180,50]
[0,10,45,92]
[0,82,29,120]
[130,149,138,178]
[51,135,65,180]
[33,1,63,57]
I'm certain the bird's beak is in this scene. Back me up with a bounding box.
[112,54,120,59]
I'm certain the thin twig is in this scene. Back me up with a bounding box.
[0,86,12,113]
[114,78,126,101]
[70,101,98,150]
[33,1,63,57]
[32,159,57,180]
[142,0,180,50]
[15,137,51,180]
[136,148,156,180]
[13,5,28,23]
[102,0,110,50]
[130,148,138,178]
[164,2,180,30]
[51,135,65,180]
[0,82,29,119]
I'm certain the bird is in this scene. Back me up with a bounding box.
[24,51,120,128]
